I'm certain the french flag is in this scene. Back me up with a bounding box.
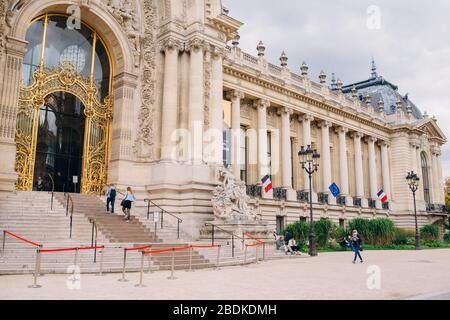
[261,175,273,193]
[377,189,388,203]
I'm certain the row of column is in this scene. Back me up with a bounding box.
[160,37,224,164]
[229,90,392,205]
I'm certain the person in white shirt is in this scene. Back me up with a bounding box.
[120,186,136,221]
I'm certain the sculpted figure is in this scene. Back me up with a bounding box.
[212,168,256,221]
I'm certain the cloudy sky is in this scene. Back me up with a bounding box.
[225,0,450,179]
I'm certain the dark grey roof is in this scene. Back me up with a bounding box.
[341,75,423,120]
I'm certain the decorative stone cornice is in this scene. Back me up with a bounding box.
[211,45,227,59]
[378,140,390,148]
[335,126,349,134]
[226,89,245,101]
[364,136,377,144]
[253,98,270,110]
[317,120,332,128]
[299,114,314,123]
[185,37,206,53]
[277,106,293,116]
[350,131,364,139]
[223,65,390,134]
[159,37,183,53]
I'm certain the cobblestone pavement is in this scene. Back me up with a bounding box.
[1,249,449,300]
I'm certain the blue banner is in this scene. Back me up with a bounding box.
[329,182,340,198]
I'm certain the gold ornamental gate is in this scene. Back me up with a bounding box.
[15,62,113,194]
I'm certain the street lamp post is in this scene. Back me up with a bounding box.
[298,145,320,256]
[406,171,421,250]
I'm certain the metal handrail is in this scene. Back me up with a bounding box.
[47,173,54,211]
[204,223,246,258]
[64,193,74,239]
[144,198,182,239]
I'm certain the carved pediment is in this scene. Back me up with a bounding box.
[416,118,447,143]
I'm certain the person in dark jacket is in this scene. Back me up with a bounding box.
[284,231,293,245]
[105,184,117,214]
[349,229,363,263]
[55,172,64,192]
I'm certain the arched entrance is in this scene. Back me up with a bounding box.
[15,14,113,194]
[33,92,86,193]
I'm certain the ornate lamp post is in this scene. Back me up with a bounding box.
[406,171,421,250]
[299,145,320,256]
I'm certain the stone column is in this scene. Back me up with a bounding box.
[160,39,181,162]
[336,126,351,205]
[431,148,441,204]
[0,37,27,191]
[280,107,296,201]
[227,90,244,178]
[437,151,444,204]
[380,141,391,202]
[318,121,332,194]
[255,99,271,198]
[366,136,380,208]
[208,47,224,165]
[300,114,314,191]
[187,38,205,165]
[415,146,424,203]
[352,132,365,206]
[109,72,139,183]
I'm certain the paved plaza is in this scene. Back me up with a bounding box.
[1,249,449,300]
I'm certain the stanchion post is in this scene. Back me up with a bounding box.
[97,247,104,276]
[262,242,266,261]
[167,249,176,280]
[118,248,128,282]
[215,245,221,270]
[255,244,260,264]
[242,233,245,251]
[1,230,5,257]
[29,248,42,288]
[74,248,79,267]
[187,245,193,273]
[231,234,234,258]
[135,251,146,287]
[244,245,247,265]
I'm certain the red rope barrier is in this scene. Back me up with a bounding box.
[4,231,41,247]
[244,233,264,244]
[125,245,152,251]
[190,245,220,249]
[245,242,263,248]
[143,244,218,255]
[143,248,176,255]
[40,246,104,253]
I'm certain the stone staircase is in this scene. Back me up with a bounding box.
[0,191,300,275]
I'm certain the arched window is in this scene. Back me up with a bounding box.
[421,152,431,205]
[23,14,112,101]
[16,13,113,194]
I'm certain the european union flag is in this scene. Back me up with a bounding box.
[329,182,340,198]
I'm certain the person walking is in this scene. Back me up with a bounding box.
[120,187,135,221]
[105,184,117,214]
[349,229,363,264]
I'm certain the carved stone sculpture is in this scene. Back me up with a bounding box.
[133,0,156,160]
[212,167,257,221]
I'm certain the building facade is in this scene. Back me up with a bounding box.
[0,0,447,237]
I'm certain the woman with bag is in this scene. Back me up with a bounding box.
[349,229,363,264]
[120,187,136,221]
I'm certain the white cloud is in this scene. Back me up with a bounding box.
[225,0,450,178]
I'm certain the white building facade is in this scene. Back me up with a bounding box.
[0,0,447,236]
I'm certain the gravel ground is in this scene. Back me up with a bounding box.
[1,249,449,300]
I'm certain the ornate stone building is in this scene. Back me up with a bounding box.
[0,0,447,236]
